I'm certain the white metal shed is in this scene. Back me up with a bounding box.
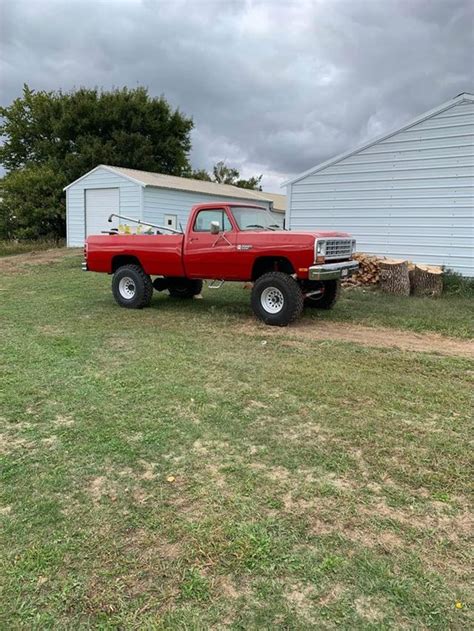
[65,165,285,246]
[283,93,474,276]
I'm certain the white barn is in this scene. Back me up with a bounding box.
[65,165,285,246]
[284,93,474,276]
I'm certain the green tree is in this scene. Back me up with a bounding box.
[212,161,240,185]
[190,168,212,181]
[1,165,66,240]
[0,84,194,239]
[188,161,262,190]
[235,175,263,190]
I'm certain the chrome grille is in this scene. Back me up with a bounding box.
[324,239,353,260]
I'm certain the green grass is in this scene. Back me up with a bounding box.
[315,285,473,338]
[1,252,473,629]
[0,239,65,257]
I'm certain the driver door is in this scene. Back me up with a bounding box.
[184,208,240,279]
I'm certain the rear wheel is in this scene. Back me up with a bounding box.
[112,264,153,309]
[303,279,341,309]
[168,278,203,299]
[251,272,303,326]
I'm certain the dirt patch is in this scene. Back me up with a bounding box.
[126,431,143,443]
[282,491,319,513]
[0,248,80,274]
[355,595,386,622]
[278,422,326,444]
[306,498,467,550]
[134,538,182,566]
[37,324,65,336]
[54,415,75,427]
[139,460,157,480]
[285,582,317,614]
[205,463,228,489]
[245,400,268,412]
[41,435,59,447]
[0,433,34,455]
[249,462,291,482]
[236,320,474,358]
[215,575,245,600]
[88,476,117,504]
[365,499,474,541]
[319,583,345,606]
[377,530,404,550]
[341,525,404,551]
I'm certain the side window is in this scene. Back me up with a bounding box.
[223,213,232,232]
[193,209,232,232]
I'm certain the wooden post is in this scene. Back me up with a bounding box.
[412,264,443,297]
[379,259,411,296]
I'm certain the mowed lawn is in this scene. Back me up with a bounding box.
[1,251,473,629]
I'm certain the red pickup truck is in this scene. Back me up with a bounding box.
[84,202,358,326]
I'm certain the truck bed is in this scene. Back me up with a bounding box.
[86,234,185,276]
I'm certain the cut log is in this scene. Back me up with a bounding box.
[411,264,443,297]
[379,259,411,296]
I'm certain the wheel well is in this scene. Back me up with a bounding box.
[111,255,142,273]
[251,257,295,280]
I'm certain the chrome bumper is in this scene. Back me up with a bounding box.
[308,260,359,281]
[82,261,88,272]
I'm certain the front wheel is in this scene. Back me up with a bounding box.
[112,264,153,309]
[251,272,303,326]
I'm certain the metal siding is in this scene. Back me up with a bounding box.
[65,166,142,246]
[142,187,272,230]
[288,100,474,276]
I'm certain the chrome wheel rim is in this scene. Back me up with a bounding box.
[261,286,284,314]
[118,277,136,299]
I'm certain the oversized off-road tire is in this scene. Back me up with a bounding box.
[251,272,304,326]
[304,279,341,310]
[112,264,153,309]
[168,278,203,299]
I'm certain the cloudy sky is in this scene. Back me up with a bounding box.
[1,0,473,191]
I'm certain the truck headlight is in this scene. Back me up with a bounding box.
[315,239,326,256]
[351,239,356,254]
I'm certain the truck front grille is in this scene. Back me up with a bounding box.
[325,239,353,260]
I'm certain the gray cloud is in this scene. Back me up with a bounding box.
[1,0,473,191]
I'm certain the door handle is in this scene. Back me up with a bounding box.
[188,237,198,243]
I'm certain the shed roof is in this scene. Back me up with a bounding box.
[282,92,474,187]
[65,164,286,212]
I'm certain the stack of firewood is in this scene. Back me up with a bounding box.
[343,253,380,286]
[343,253,443,297]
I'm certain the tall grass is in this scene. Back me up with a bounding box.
[0,239,65,257]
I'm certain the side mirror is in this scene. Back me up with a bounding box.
[210,221,220,235]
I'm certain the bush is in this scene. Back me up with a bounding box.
[1,165,66,240]
[443,269,474,297]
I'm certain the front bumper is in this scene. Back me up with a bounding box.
[308,260,359,281]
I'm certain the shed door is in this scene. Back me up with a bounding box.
[85,188,119,237]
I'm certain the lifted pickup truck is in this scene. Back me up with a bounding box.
[84,202,358,326]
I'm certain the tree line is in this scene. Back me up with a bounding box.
[0,85,262,240]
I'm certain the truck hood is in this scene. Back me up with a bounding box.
[240,229,353,241]
[279,230,352,239]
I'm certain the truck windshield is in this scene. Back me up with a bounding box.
[231,207,281,231]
